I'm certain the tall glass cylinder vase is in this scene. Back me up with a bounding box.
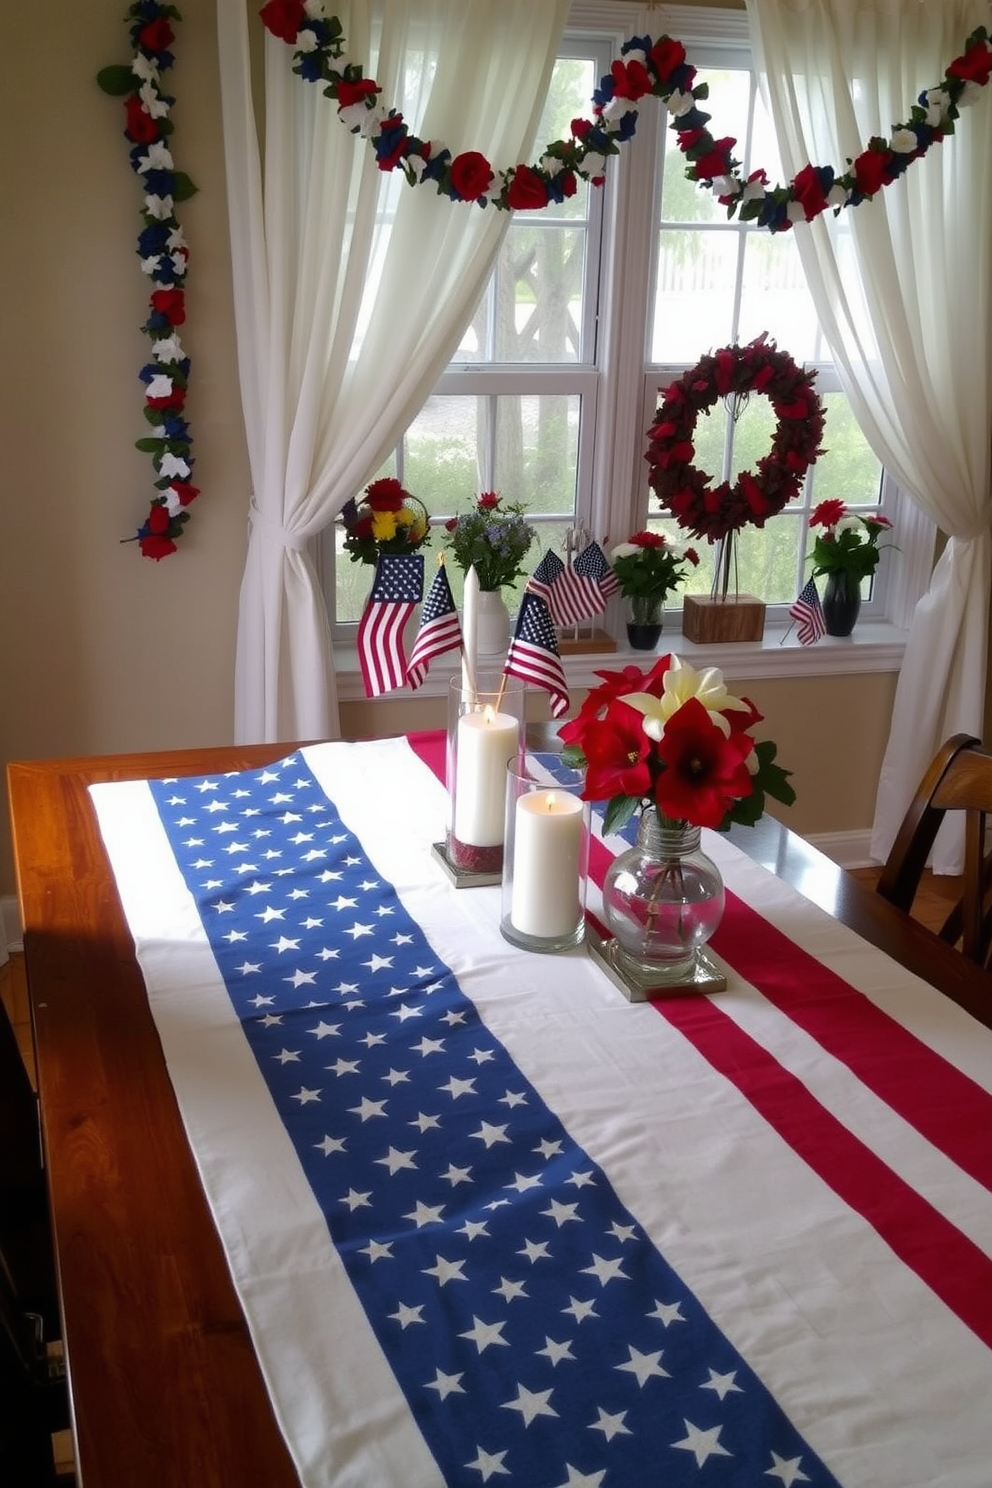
[626,594,664,650]
[500,759,589,953]
[601,808,725,985]
[446,673,525,876]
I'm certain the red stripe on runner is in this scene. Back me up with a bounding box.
[660,994,992,1349]
[408,729,446,782]
[712,890,992,1193]
[586,821,992,1346]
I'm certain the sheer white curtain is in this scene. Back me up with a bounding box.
[746,0,992,871]
[216,0,569,743]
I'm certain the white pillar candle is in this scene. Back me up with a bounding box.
[453,706,519,847]
[461,565,479,702]
[510,789,584,939]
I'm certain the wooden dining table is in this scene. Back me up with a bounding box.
[7,736,992,1488]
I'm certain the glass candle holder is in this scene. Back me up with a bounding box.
[500,757,589,953]
[446,673,525,875]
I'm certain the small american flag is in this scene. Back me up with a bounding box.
[357,553,424,698]
[504,592,570,718]
[575,539,620,599]
[789,577,826,646]
[405,563,461,689]
[525,549,566,610]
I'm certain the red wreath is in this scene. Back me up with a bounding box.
[645,336,826,543]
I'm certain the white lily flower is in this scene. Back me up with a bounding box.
[623,658,750,744]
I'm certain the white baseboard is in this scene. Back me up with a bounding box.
[806,830,878,870]
[1,895,23,954]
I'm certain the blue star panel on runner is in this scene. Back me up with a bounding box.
[147,754,841,1488]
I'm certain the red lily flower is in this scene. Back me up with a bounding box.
[653,699,754,828]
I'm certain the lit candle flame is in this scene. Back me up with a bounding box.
[483,705,496,725]
[545,794,557,811]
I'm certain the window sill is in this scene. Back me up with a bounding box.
[334,618,909,703]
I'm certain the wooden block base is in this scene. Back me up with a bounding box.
[682,594,765,644]
[556,628,618,656]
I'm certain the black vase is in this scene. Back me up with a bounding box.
[822,570,862,636]
[626,595,664,651]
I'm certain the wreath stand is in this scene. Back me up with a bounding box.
[682,593,765,644]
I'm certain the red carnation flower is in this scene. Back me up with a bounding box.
[630,530,665,548]
[364,478,406,513]
[259,0,306,44]
[810,498,847,529]
[477,492,500,511]
[450,151,493,202]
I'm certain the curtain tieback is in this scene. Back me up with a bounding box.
[248,501,310,553]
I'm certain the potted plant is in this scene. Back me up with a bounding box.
[611,530,700,649]
[444,492,535,653]
[807,499,893,635]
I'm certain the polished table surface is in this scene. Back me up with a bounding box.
[8,738,992,1488]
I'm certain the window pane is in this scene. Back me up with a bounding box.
[738,233,822,357]
[807,392,883,509]
[652,232,740,360]
[495,394,579,513]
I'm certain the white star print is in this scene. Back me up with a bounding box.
[440,1076,477,1099]
[314,1135,345,1156]
[504,1172,543,1194]
[672,1419,731,1467]
[425,1369,465,1400]
[470,1121,511,1148]
[589,1406,631,1441]
[702,1368,742,1400]
[501,1384,557,1426]
[308,1020,340,1039]
[341,1188,372,1211]
[649,1299,685,1327]
[344,921,374,939]
[492,1277,528,1302]
[364,953,393,972]
[766,1452,811,1486]
[542,1199,581,1226]
[388,1302,424,1329]
[553,1468,606,1488]
[422,1255,468,1286]
[581,1253,628,1286]
[518,1239,551,1263]
[348,1097,388,1120]
[359,1239,392,1263]
[270,935,300,953]
[464,1446,509,1481]
[403,1201,445,1227]
[536,1337,575,1366]
[274,1049,300,1065]
[562,1296,598,1323]
[375,1147,417,1175]
[290,1086,321,1105]
[616,1345,669,1386]
[458,1316,509,1353]
[327,1058,360,1077]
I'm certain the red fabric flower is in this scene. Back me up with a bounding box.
[853,147,892,197]
[151,289,186,325]
[691,138,736,181]
[506,165,550,211]
[259,0,306,44]
[124,94,159,144]
[172,482,200,507]
[948,40,992,85]
[146,386,187,411]
[139,533,177,560]
[138,18,175,52]
[579,700,654,804]
[792,163,828,221]
[337,78,380,109]
[610,58,653,101]
[649,38,687,84]
[652,699,754,828]
[450,151,493,202]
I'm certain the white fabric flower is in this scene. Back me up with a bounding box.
[665,90,697,119]
[131,53,159,84]
[711,175,740,198]
[827,182,850,208]
[158,453,191,480]
[144,194,174,220]
[957,80,982,110]
[540,154,565,177]
[786,200,806,223]
[146,374,174,399]
[139,81,170,119]
[166,227,187,250]
[295,30,318,53]
[577,151,607,179]
[303,0,327,15]
[162,487,183,516]
[742,178,768,203]
[602,96,637,126]
[890,128,918,154]
[137,142,174,174]
[140,254,162,276]
[153,335,184,364]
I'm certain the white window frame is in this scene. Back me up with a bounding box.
[331,1,933,700]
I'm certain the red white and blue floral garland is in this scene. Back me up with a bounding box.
[99,1,199,559]
[261,1,991,225]
[101,0,992,558]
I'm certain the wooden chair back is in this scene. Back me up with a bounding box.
[876,733,992,966]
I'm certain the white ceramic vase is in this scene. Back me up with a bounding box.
[476,589,511,656]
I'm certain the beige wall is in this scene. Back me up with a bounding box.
[0,0,899,902]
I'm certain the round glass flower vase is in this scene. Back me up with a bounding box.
[626,594,664,650]
[821,571,862,637]
[601,810,725,986]
[476,590,512,655]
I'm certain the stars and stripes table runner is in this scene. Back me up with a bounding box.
[89,735,992,1488]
